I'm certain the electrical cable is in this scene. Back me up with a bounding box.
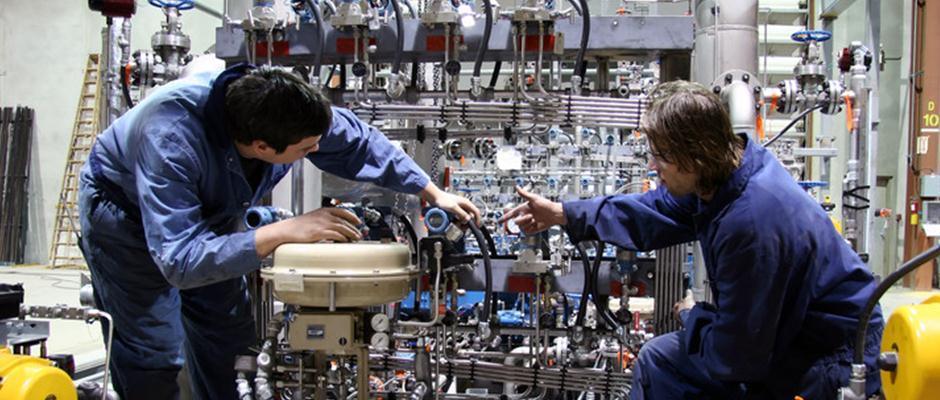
[121,63,135,108]
[574,244,592,327]
[574,0,590,83]
[467,220,494,324]
[390,0,404,75]
[763,103,825,147]
[853,243,940,365]
[398,214,419,264]
[472,0,494,80]
[479,224,498,256]
[303,0,326,78]
[489,60,502,89]
[590,242,619,330]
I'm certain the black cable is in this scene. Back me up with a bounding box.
[389,0,404,75]
[842,185,872,211]
[120,63,135,108]
[574,0,590,83]
[410,61,420,88]
[854,243,940,364]
[472,0,494,79]
[488,60,502,89]
[763,103,825,148]
[467,221,494,324]
[398,214,419,264]
[479,224,498,257]
[325,64,339,87]
[303,0,325,78]
[591,242,619,330]
[574,244,593,327]
[561,293,570,326]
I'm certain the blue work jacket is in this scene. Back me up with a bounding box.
[82,65,429,290]
[563,135,882,388]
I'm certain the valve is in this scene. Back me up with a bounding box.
[244,206,293,230]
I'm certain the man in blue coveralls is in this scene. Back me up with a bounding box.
[501,81,883,399]
[79,64,480,399]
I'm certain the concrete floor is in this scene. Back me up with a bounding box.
[1,265,938,393]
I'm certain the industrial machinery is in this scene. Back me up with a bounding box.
[205,0,891,398]
[76,0,899,398]
[839,243,940,400]
[0,283,116,400]
[90,0,198,126]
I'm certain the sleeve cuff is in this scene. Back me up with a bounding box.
[405,171,431,195]
[229,230,263,276]
[679,308,691,326]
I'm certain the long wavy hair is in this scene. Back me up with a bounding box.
[641,80,744,193]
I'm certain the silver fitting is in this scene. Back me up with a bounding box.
[478,321,492,339]
[470,76,483,98]
[571,75,583,95]
[386,73,406,99]
[851,363,867,379]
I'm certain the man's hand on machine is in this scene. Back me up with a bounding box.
[420,183,482,225]
[255,208,363,257]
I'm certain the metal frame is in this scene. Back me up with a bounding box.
[215,16,694,65]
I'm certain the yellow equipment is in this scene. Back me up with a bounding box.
[880,295,940,400]
[0,347,76,400]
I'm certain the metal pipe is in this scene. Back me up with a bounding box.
[692,0,758,84]
[722,80,757,138]
[85,309,114,400]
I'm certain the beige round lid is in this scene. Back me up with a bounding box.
[269,241,414,279]
[262,242,417,307]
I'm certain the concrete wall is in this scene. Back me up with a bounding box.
[0,0,223,264]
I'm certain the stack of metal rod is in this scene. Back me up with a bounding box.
[352,96,648,130]
[0,106,35,264]
[370,354,632,397]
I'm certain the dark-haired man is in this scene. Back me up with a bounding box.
[500,81,883,399]
[79,64,479,399]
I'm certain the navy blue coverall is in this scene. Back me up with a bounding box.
[563,135,883,399]
[78,65,430,399]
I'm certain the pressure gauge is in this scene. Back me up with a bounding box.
[371,313,390,332]
[370,333,390,350]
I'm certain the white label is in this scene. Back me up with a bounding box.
[273,269,304,292]
[918,136,930,155]
[495,146,523,171]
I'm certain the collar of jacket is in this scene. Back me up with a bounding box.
[204,62,255,149]
[693,133,759,225]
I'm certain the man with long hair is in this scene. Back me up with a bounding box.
[501,81,883,399]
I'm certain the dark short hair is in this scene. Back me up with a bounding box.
[641,80,743,192]
[225,66,333,153]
